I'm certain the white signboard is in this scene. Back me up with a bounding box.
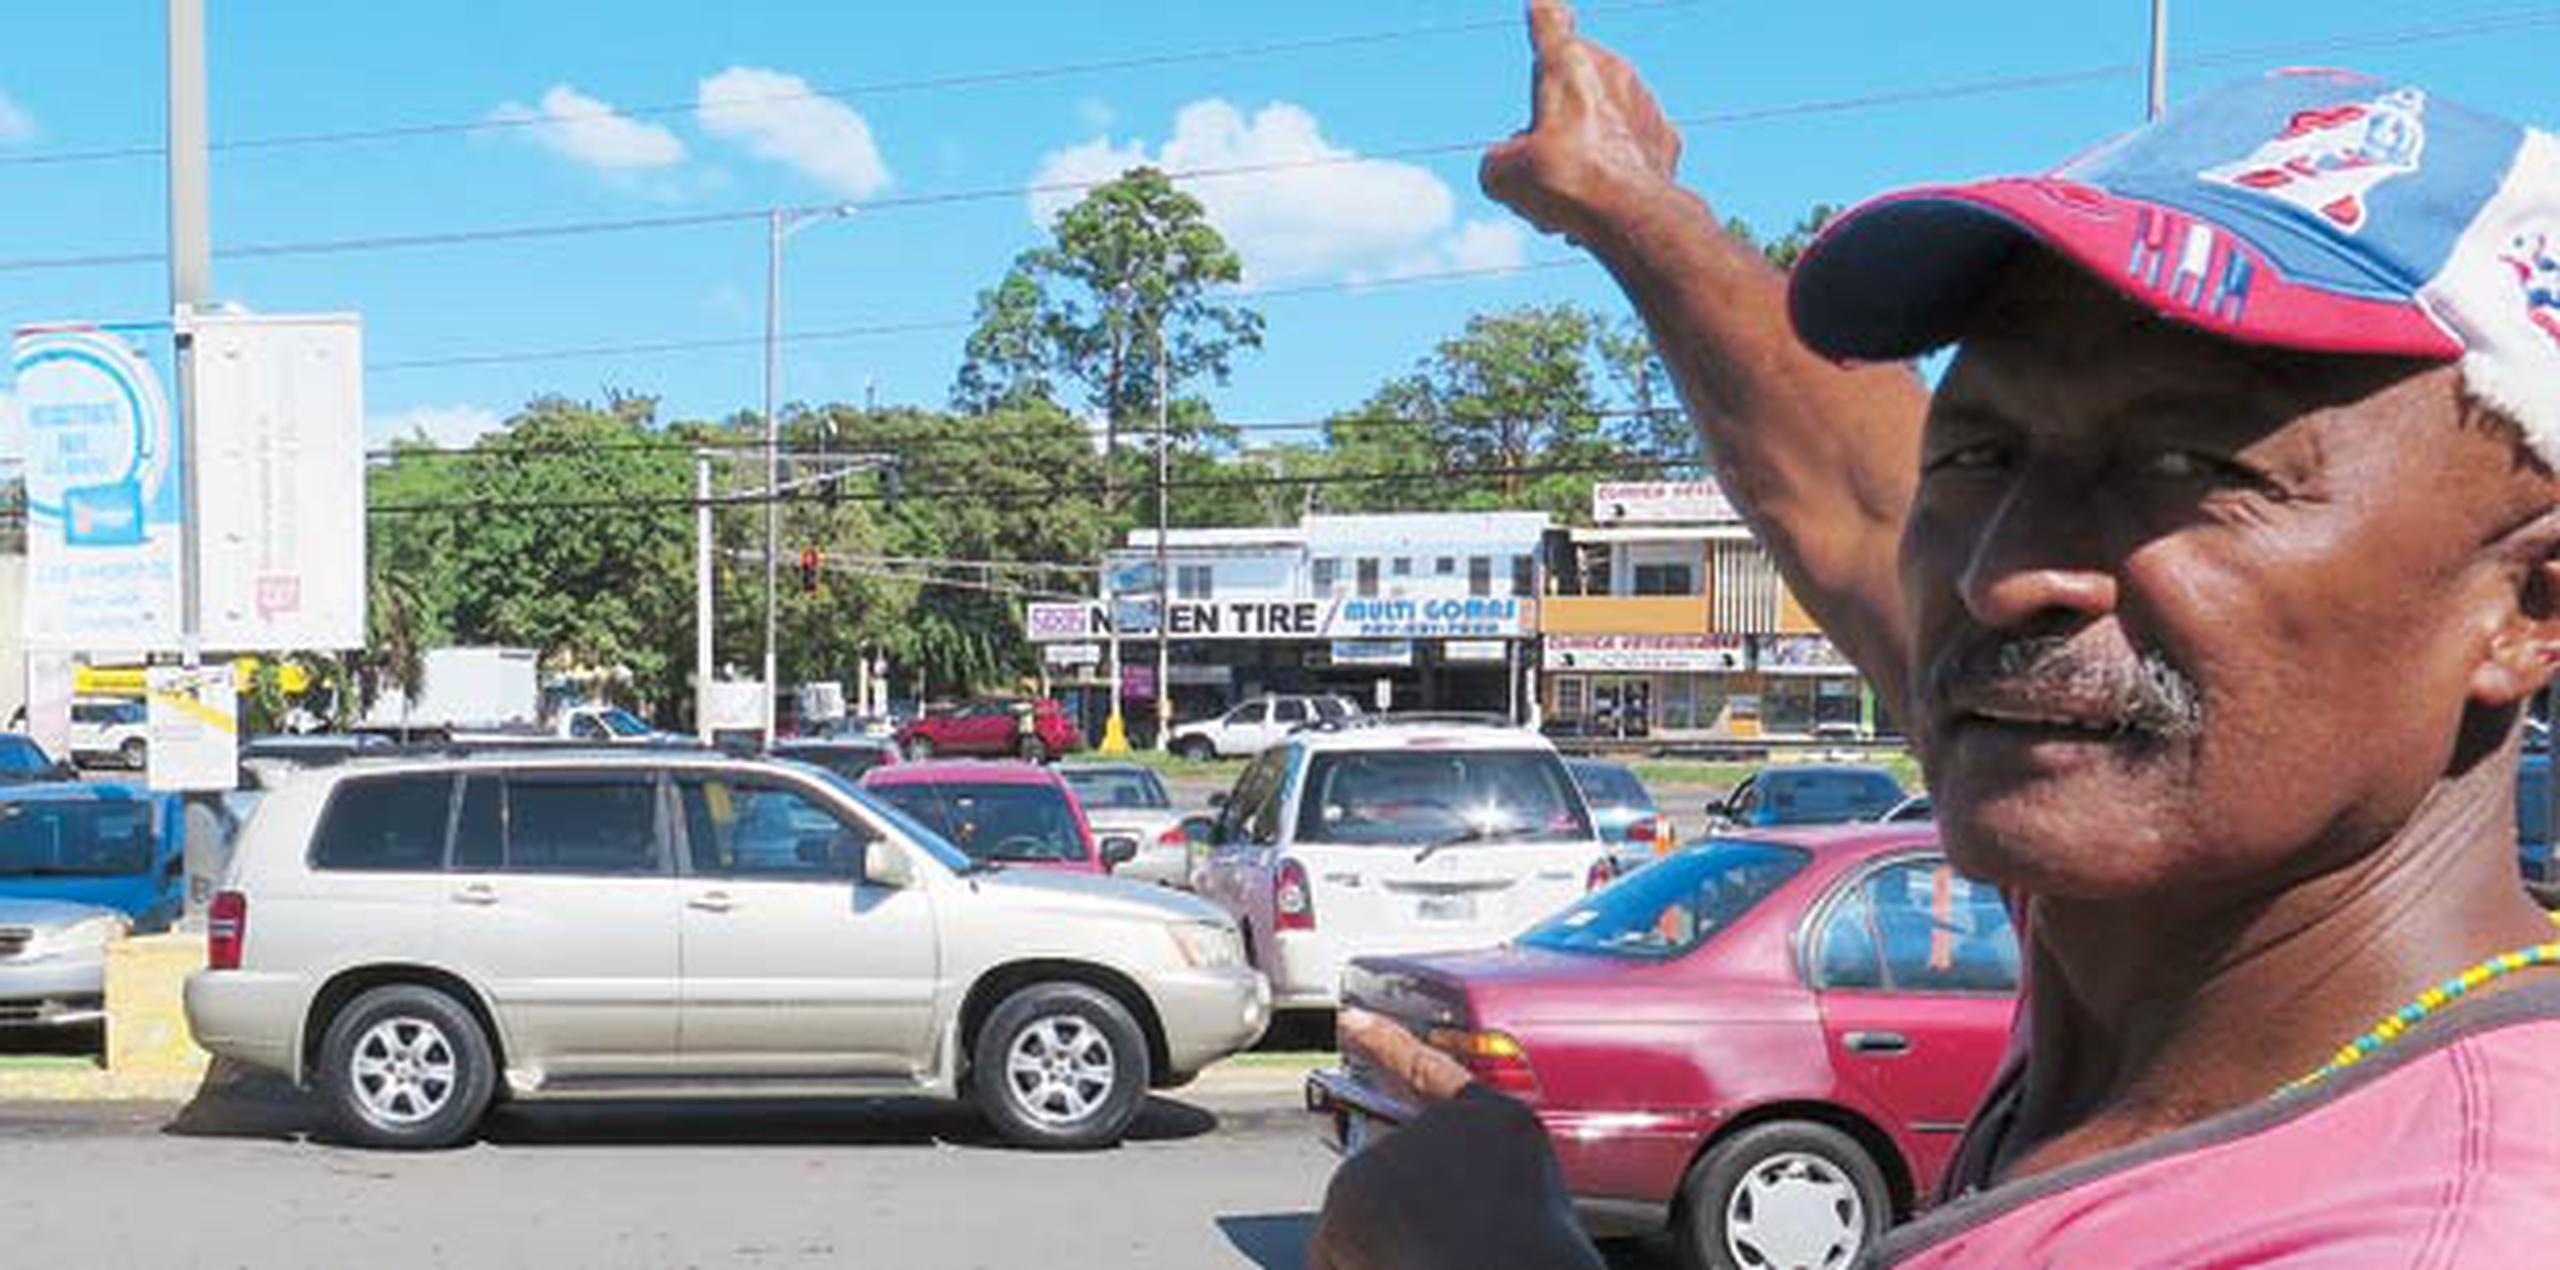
[1442,639,1510,664]
[1027,596,1536,642]
[23,652,73,759]
[1544,634,1749,672]
[145,665,238,792]
[1592,480,1736,525]
[14,322,184,652]
[1755,634,1856,676]
[1042,642,1102,667]
[187,314,367,651]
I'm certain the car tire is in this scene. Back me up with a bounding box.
[1673,1120,1890,1270]
[905,736,936,761]
[317,983,498,1151]
[971,982,1151,1150]
[119,737,147,770]
[1174,737,1214,762]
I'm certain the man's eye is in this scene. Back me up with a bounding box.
[1927,443,2007,473]
[2142,450,2236,480]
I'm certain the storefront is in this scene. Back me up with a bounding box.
[1752,634,1870,737]
[1540,633,1751,738]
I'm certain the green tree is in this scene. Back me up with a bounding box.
[951,167,1262,458]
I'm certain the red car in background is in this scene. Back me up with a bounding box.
[896,698,1082,762]
[1312,825,2017,1270]
[859,761,1134,876]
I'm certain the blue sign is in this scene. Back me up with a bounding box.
[13,322,184,651]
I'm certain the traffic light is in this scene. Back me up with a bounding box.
[799,546,822,593]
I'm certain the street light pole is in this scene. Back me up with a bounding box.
[759,203,854,749]
[695,452,714,744]
[1153,323,1171,752]
[2147,0,2169,122]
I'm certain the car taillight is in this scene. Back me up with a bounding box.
[1157,825,1187,846]
[1628,817,1657,844]
[1275,859,1315,931]
[1428,1026,1541,1100]
[1586,859,1614,892]
[207,891,246,971]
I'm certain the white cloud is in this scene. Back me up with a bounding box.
[1030,99,1497,285]
[0,91,34,144]
[697,67,891,198]
[371,404,505,450]
[491,85,686,173]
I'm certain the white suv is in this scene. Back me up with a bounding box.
[1190,722,1609,1013]
[1167,694,1358,760]
[186,750,1268,1150]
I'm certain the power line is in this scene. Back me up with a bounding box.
[0,1,1700,172]
[366,258,1590,376]
[11,8,2557,278]
[366,455,1707,516]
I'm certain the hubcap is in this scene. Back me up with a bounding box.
[349,1016,459,1126]
[1004,1014,1116,1127]
[1724,1150,1864,1270]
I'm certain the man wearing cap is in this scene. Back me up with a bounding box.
[1310,2,2560,1266]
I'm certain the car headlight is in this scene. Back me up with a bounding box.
[46,914,129,953]
[1167,921,1245,970]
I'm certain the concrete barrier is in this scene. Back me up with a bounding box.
[105,932,209,1078]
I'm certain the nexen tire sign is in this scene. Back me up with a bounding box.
[1024,597,1532,642]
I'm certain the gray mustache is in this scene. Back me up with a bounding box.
[1932,634,2204,740]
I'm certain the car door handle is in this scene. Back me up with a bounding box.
[1845,1030,1911,1055]
[688,892,736,914]
[451,883,499,907]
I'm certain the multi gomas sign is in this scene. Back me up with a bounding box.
[1025,596,1534,642]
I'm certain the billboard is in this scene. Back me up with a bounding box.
[145,664,238,792]
[1026,596,1534,642]
[187,314,366,651]
[1591,480,1736,525]
[1543,633,1748,672]
[13,322,184,652]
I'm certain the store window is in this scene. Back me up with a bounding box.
[1553,676,1586,720]
[1511,555,1536,597]
[1312,558,1339,594]
[1356,557,1382,597]
[1392,557,1413,577]
[1436,557,1457,576]
[1176,565,1214,599]
[1469,556,1493,597]
[1763,676,1866,736]
[1633,563,1695,596]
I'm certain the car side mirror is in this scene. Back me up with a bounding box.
[1099,835,1139,869]
[863,839,916,889]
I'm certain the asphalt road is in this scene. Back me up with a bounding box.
[0,1077,1679,1270]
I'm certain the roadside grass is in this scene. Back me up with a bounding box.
[1108,745,1923,797]
[0,1055,103,1071]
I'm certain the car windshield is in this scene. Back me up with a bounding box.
[599,708,651,737]
[1060,767,1169,810]
[1311,697,1352,720]
[0,799,158,877]
[779,745,894,783]
[0,735,58,779]
[1767,772,1905,825]
[1295,749,1593,846]
[870,781,1086,864]
[1519,841,1809,961]
[1569,762,1651,813]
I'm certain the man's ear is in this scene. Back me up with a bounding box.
[2473,507,2560,708]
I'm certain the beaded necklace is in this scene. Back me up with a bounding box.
[2274,912,2560,1100]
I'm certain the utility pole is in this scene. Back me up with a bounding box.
[2147,0,2169,122]
[169,0,211,671]
[1153,323,1171,752]
[1097,287,1132,755]
[695,453,714,744]
[759,203,854,748]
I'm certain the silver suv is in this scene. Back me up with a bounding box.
[185,750,1268,1150]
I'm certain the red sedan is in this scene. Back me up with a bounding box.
[860,761,1136,876]
[1314,824,2017,1270]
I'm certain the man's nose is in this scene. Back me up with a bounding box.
[1955,481,2119,630]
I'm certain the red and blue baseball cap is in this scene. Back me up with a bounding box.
[1789,69,2560,460]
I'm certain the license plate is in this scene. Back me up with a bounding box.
[1415,893,1476,922]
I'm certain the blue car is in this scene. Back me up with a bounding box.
[1566,758,1668,877]
[0,782,188,933]
[1708,763,1908,831]
[2522,750,2556,901]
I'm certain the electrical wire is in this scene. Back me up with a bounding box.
[0,1,1700,172]
[8,8,2555,276]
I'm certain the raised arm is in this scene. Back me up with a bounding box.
[1482,0,1927,710]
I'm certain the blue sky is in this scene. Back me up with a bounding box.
[3,1,2558,451]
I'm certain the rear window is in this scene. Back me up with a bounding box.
[1294,749,1593,846]
[0,799,158,877]
[1569,763,1651,811]
[310,775,454,872]
[869,782,1086,864]
[1519,841,1808,961]
[1060,768,1169,810]
[1769,772,1904,825]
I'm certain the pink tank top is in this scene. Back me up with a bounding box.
[1879,987,2560,1269]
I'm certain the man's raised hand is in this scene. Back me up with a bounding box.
[1480,0,1684,247]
